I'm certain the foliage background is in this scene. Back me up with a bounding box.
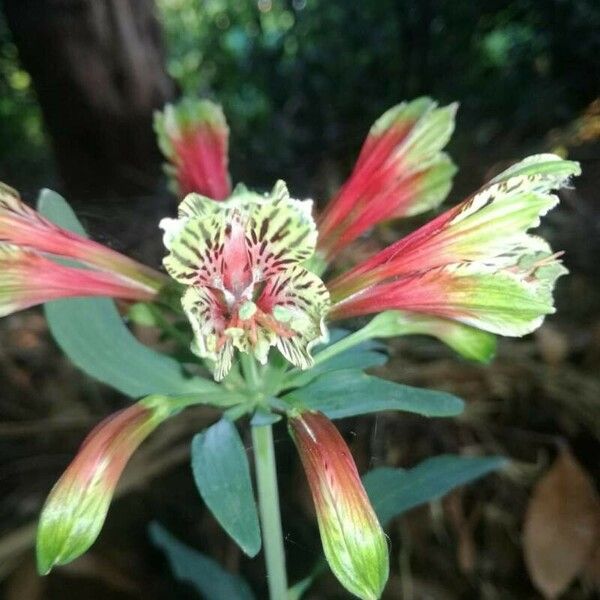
[0,1,599,599]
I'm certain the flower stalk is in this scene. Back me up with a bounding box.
[251,422,289,600]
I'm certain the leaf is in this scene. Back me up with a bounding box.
[191,420,261,557]
[150,522,255,600]
[284,328,387,388]
[38,189,216,398]
[38,188,88,236]
[363,455,507,526]
[523,448,600,599]
[283,370,464,419]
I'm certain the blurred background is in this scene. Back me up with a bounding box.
[0,0,599,598]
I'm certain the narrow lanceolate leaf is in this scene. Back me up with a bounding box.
[318,97,457,257]
[37,396,173,574]
[289,411,389,600]
[150,523,256,600]
[191,419,261,557]
[329,154,580,339]
[39,190,217,397]
[283,370,464,419]
[363,455,507,526]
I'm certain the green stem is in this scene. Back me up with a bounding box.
[252,423,288,600]
[240,353,262,391]
[310,326,373,366]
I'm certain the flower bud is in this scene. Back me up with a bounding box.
[36,396,170,574]
[289,411,388,600]
[154,98,231,199]
[318,97,456,258]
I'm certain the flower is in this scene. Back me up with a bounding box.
[161,181,330,380]
[317,97,457,259]
[36,396,171,575]
[327,154,580,337]
[0,182,166,293]
[0,244,156,316]
[154,98,231,199]
[288,410,389,600]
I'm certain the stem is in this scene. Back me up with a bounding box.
[310,326,372,366]
[252,423,288,600]
[240,353,261,391]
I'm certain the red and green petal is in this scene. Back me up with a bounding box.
[259,265,330,369]
[318,97,457,258]
[181,285,237,380]
[246,180,318,277]
[0,244,155,317]
[162,182,318,288]
[329,154,579,300]
[0,184,166,292]
[154,98,231,200]
[330,256,567,337]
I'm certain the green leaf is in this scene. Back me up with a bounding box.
[283,370,464,418]
[284,328,387,388]
[191,419,261,557]
[38,189,215,398]
[150,522,255,600]
[363,455,507,526]
[38,188,88,235]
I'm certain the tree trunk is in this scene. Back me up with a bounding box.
[2,0,176,200]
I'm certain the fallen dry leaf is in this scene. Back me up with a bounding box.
[523,448,600,598]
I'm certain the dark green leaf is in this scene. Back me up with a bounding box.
[38,189,216,398]
[363,455,507,526]
[150,522,255,600]
[283,370,464,418]
[191,420,261,557]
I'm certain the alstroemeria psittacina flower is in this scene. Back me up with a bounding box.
[0,183,167,315]
[154,99,231,200]
[160,95,579,374]
[0,244,157,316]
[36,396,171,575]
[328,154,580,337]
[289,410,388,600]
[160,181,330,380]
[0,184,166,291]
[318,97,457,259]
